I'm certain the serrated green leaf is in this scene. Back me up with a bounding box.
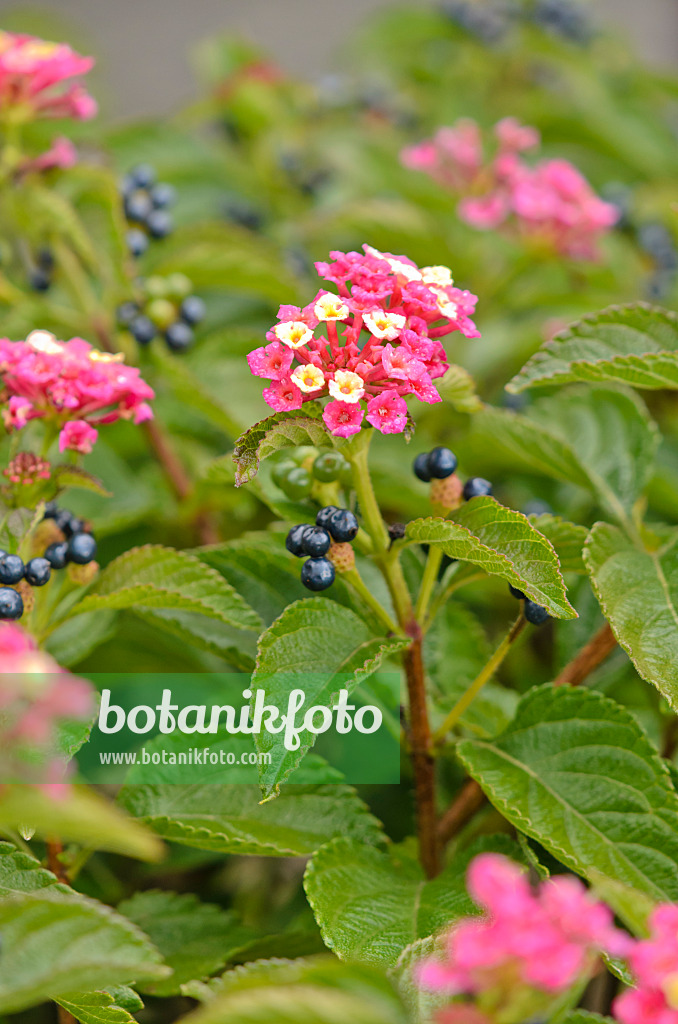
[527,514,588,574]
[66,545,261,632]
[46,609,119,667]
[562,1014,614,1024]
[251,598,408,795]
[180,957,408,1024]
[457,685,678,926]
[233,405,330,486]
[304,835,520,967]
[406,499,576,618]
[390,937,446,1024]
[117,782,384,857]
[52,465,112,497]
[585,522,678,710]
[54,989,141,1024]
[437,363,483,413]
[117,890,251,996]
[508,304,678,392]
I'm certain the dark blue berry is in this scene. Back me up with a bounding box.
[413,452,432,482]
[67,533,97,565]
[24,557,51,587]
[509,584,525,600]
[179,296,206,325]
[429,447,458,479]
[224,199,263,231]
[130,164,156,189]
[316,506,339,530]
[150,183,176,209]
[124,190,153,224]
[127,229,149,257]
[37,247,55,270]
[147,209,173,239]
[0,555,24,585]
[301,557,335,591]
[29,268,51,292]
[54,508,74,534]
[43,502,58,519]
[117,301,140,326]
[524,600,550,626]
[463,477,493,500]
[45,542,68,569]
[62,517,85,539]
[301,526,331,557]
[130,315,156,345]
[164,321,194,352]
[328,509,359,543]
[0,588,23,620]
[285,524,308,557]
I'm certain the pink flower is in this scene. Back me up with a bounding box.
[322,400,364,437]
[262,376,304,412]
[495,117,540,152]
[366,390,408,433]
[247,341,294,380]
[459,194,509,230]
[24,135,77,174]
[59,419,98,453]
[0,31,96,124]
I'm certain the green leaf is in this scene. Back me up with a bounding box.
[251,598,408,795]
[437,363,483,413]
[233,405,330,486]
[508,304,678,393]
[118,782,384,857]
[0,787,162,862]
[52,465,112,498]
[117,890,251,996]
[406,499,576,619]
[46,609,119,667]
[304,835,520,967]
[585,522,678,710]
[457,685,678,924]
[562,1015,614,1024]
[527,514,589,574]
[390,937,446,1024]
[0,847,166,1013]
[66,545,261,632]
[179,957,408,1024]
[54,990,141,1024]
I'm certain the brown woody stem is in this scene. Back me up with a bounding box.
[553,622,617,688]
[403,636,440,878]
[438,778,486,847]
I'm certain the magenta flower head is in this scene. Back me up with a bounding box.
[246,245,479,438]
[402,117,618,260]
[418,853,631,1024]
[614,905,678,1024]
[0,330,155,454]
[0,30,96,124]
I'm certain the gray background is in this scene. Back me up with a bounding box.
[1,0,676,118]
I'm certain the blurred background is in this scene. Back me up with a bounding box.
[0,0,676,117]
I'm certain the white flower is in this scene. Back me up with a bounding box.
[291,364,325,393]
[363,310,407,341]
[26,330,63,355]
[273,321,314,349]
[421,265,454,288]
[328,370,365,404]
[314,293,350,321]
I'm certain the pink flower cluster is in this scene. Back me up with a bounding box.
[0,330,155,454]
[0,30,96,123]
[420,854,631,1022]
[402,117,618,260]
[0,622,94,788]
[247,245,479,437]
[614,906,678,1024]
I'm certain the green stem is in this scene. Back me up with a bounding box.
[415,546,443,622]
[434,614,526,745]
[344,568,402,636]
[424,569,485,632]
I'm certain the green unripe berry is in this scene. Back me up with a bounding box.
[293,446,319,466]
[281,466,312,500]
[338,460,353,490]
[313,451,346,483]
[146,298,177,330]
[144,275,169,298]
[271,459,297,488]
[166,272,193,299]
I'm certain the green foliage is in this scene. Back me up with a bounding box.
[233,405,331,485]
[54,989,143,1024]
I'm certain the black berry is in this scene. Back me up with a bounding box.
[126,229,149,257]
[24,557,51,587]
[117,301,140,326]
[45,542,68,569]
[328,509,359,543]
[0,588,23,620]
[316,506,339,530]
[43,501,58,519]
[301,557,335,591]
[413,452,432,482]
[124,190,153,224]
[37,247,55,271]
[67,533,98,565]
[165,321,194,352]
[29,268,51,292]
[150,183,176,209]
[179,296,205,325]
[524,600,550,626]
[508,584,526,600]
[0,555,24,585]
[62,516,85,539]
[428,447,458,479]
[301,526,331,557]
[130,315,157,345]
[53,508,74,534]
[147,209,173,239]
[285,524,308,557]
[463,477,493,500]
[130,164,156,189]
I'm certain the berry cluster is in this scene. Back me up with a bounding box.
[0,504,97,620]
[272,449,351,501]
[121,164,175,258]
[509,584,549,626]
[441,0,592,46]
[286,507,359,591]
[402,118,617,260]
[117,273,205,352]
[413,446,492,506]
